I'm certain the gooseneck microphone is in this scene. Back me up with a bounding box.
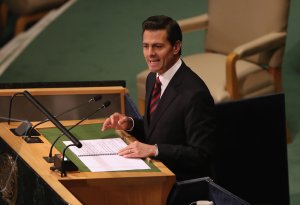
[26,94,102,137]
[22,90,82,148]
[49,101,111,176]
[7,92,24,125]
[61,94,103,114]
[45,100,111,163]
[6,92,41,139]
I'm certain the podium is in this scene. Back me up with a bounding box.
[0,86,175,205]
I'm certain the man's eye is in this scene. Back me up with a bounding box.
[143,45,149,48]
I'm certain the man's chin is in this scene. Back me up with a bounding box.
[148,66,160,73]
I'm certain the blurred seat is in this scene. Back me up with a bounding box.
[136,0,290,115]
[2,0,67,36]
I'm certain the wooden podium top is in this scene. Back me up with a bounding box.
[0,120,175,205]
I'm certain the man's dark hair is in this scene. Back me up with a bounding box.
[142,15,182,55]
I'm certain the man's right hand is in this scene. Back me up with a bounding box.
[101,112,133,131]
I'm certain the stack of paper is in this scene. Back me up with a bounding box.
[63,138,150,172]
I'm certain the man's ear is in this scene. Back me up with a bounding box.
[173,40,182,55]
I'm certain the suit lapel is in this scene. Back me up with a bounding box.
[146,64,186,139]
[146,87,177,136]
[145,73,156,126]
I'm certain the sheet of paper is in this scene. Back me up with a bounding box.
[63,138,150,172]
[64,138,127,156]
[79,155,150,172]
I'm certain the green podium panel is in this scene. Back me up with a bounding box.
[38,123,159,172]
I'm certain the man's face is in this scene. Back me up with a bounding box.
[143,29,181,75]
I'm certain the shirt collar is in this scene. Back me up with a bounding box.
[157,58,182,95]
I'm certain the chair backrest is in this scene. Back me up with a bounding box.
[205,0,290,66]
[213,93,289,205]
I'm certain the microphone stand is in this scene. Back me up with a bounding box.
[26,94,102,139]
[46,101,111,177]
[22,90,82,148]
[61,144,77,177]
[8,92,101,138]
[7,92,23,125]
[45,101,111,163]
[7,92,43,142]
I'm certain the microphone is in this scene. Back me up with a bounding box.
[7,92,24,125]
[53,94,102,118]
[6,92,43,142]
[22,90,82,148]
[49,101,111,177]
[0,116,32,132]
[45,100,111,163]
[26,94,102,138]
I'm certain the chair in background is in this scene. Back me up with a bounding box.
[136,0,290,115]
[2,0,67,36]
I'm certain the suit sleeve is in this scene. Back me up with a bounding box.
[128,117,145,142]
[127,72,154,142]
[156,90,216,174]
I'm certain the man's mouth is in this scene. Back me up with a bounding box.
[149,59,160,64]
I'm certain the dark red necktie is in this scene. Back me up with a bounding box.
[150,76,161,116]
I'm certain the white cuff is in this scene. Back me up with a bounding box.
[126,117,134,132]
[154,144,159,157]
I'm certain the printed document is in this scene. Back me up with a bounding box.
[63,138,150,172]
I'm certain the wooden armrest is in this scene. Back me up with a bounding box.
[225,53,240,99]
[233,32,286,58]
[225,32,286,99]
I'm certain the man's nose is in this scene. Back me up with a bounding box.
[148,47,155,56]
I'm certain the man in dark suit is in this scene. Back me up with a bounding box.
[102,15,215,181]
